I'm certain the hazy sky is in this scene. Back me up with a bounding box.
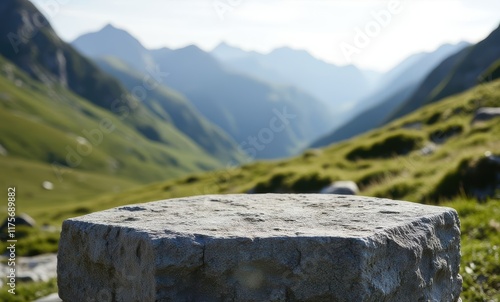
[30,0,500,72]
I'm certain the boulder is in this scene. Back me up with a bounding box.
[17,272,39,283]
[432,152,500,201]
[0,253,57,283]
[0,213,35,236]
[58,194,462,302]
[320,181,359,195]
[472,107,500,124]
[485,151,500,164]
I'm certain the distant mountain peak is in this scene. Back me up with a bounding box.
[72,23,153,72]
[152,46,170,51]
[211,42,250,61]
[178,44,204,53]
[214,41,233,50]
[270,46,310,56]
[94,23,138,41]
[434,41,470,53]
[99,23,126,34]
[102,23,118,31]
[268,46,347,68]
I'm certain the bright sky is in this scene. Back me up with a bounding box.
[30,0,500,72]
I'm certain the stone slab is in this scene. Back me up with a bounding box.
[58,194,462,302]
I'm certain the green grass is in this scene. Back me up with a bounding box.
[0,279,57,302]
[448,198,500,301]
[0,156,137,215]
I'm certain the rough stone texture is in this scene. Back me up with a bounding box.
[58,194,462,302]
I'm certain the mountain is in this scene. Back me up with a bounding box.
[377,42,470,90]
[72,24,156,73]
[0,0,243,183]
[95,56,243,163]
[482,58,500,81]
[72,27,333,159]
[311,42,470,148]
[388,24,500,121]
[154,45,333,159]
[0,2,128,112]
[211,42,251,61]
[361,69,383,91]
[211,43,370,119]
[312,85,417,148]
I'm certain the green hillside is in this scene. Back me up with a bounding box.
[0,54,223,184]
[0,156,135,214]
[63,79,499,206]
[4,79,499,301]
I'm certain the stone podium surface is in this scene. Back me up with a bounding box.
[58,194,462,302]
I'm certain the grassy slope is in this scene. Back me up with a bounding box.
[0,156,136,213]
[2,80,499,301]
[0,55,223,184]
[52,80,500,207]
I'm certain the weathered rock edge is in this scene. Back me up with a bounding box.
[57,194,462,302]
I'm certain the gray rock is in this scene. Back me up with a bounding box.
[17,272,38,282]
[472,107,500,124]
[0,253,57,284]
[33,293,62,302]
[421,143,438,156]
[430,126,463,144]
[42,181,54,190]
[0,213,35,237]
[320,181,359,195]
[58,194,462,302]
[485,151,500,164]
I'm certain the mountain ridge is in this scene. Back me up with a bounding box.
[72,25,333,159]
[211,42,371,120]
[311,41,470,148]
[387,24,500,121]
